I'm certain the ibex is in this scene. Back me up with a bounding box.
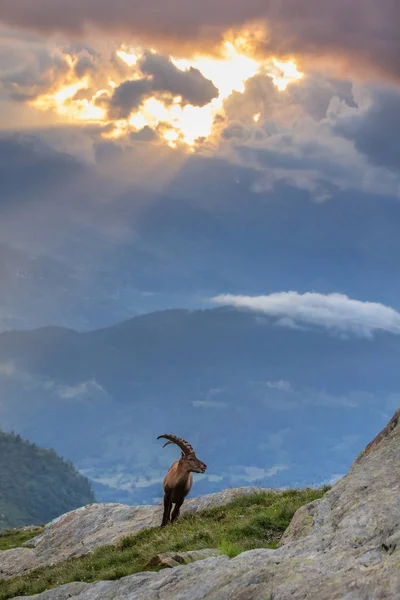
[157,434,207,527]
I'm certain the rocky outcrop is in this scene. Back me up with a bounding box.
[146,549,220,569]
[0,486,274,579]
[11,409,400,599]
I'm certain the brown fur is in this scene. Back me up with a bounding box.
[157,434,206,527]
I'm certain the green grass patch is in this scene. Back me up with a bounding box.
[0,527,44,551]
[0,487,329,600]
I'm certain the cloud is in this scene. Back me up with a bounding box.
[192,400,228,410]
[218,76,400,201]
[86,471,164,491]
[2,23,399,200]
[259,428,292,453]
[223,72,356,129]
[0,28,70,101]
[109,53,218,118]
[130,126,158,142]
[74,54,97,78]
[109,79,152,118]
[0,362,109,406]
[57,379,108,401]
[333,86,400,172]
[139,52,218,107]
[232,464,289,482]
[275,317,306,331]
[1,1,400,83]
[0,360,43,386]
[266,380,292,391]
[206,474,224,483]
[257,381,364,412]
[222,121,249,141]
[213,291,400,337]
[3,107,400,332]
[260,385,371,412]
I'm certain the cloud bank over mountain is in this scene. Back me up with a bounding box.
[213,292,400,337]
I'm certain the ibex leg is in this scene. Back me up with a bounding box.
[171,499,184,523]
[161,494,172,527]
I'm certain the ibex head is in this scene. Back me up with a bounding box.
[157,434,207,474]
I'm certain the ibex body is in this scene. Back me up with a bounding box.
[157,434,206,527]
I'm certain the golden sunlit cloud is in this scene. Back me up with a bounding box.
[171,41,259,100]
[116,49,138,67]
[269,59,303,91]
[27,32,304,146]
[31,79,107,121]
[104,119,127,139]
[119,40,261,145]
[163,129,179,145]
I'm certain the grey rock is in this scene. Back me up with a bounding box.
[146,548,221,568]
[12,409,400,599]
[0,486,274,578]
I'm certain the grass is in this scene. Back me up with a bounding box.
[0,487,329,600]
[0,527,44,551]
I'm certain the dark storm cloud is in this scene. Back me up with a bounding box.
[139,52,218,106]
[109,79,152,119]
[333,87,400,172]
[0,1,400,82]
[109,53,218,118]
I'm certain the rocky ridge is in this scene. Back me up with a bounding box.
[1,409,399,599]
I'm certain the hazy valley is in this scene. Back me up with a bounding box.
[0,306,395,505]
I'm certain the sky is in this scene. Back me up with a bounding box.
[2,2,400,501]
[1,1,400,331]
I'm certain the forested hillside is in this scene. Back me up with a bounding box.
[0,431,95,530]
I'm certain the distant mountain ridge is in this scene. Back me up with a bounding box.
[0,306,397,505]
[0,430,95,530]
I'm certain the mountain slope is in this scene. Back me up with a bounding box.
[1,410,399,600]
[0,431,95,530]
